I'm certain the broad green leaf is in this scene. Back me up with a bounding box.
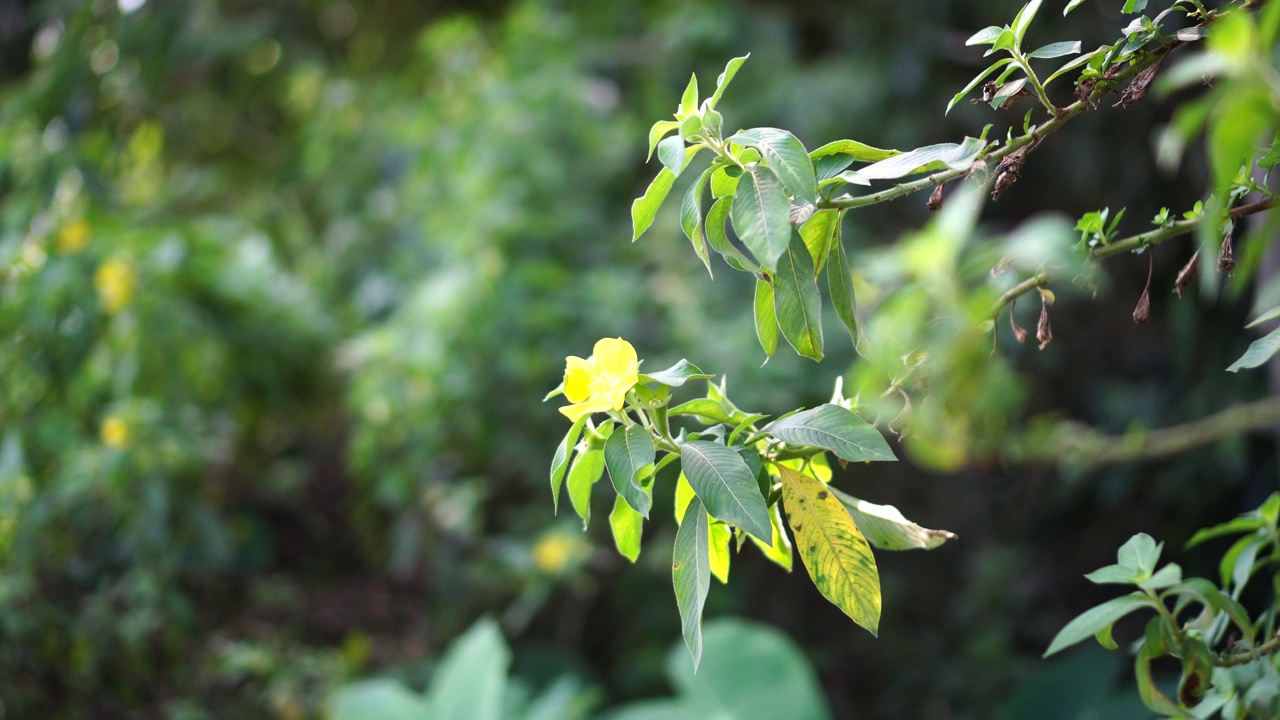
[706,197,758,273]
[1028,40,1081,59]
[1166,578,1253,638]
[550,416,587,514]
[679,73,698,116]
[830,487,956,551]
[1044,47,1104,86]
[611,492,648,563]
[605,425,655,518]
[990,28,1018,55]
[648,120,681,161]
[681,166,716,276]
[670,398,737,426]
[753,278,779,361]
[966,26,1004,46]
[773,232,824,361]
[1227,326,1280,372]
[1064,0,1089,15]
[710,165,740,198]
[948,58,1014,114]
[658,135,687,178]
[641,359,713,387]
[809,139,899,163]
[709,519,731,583]
[799,209,839,273]
[1185,515,1265,548]
[1042,592,1152,657]
[1135,619,1181,715]
[707,54,748,110]
[1012,0,1044,46]
[779,465,881,635]
[680,441,772,541]
[673,496,711,669]
[728,128,817,203]
[748,504,794,571]
[332,680,429,720]
[1137,563,1181,591]
[731,167,792,272]
[843,137,985,181]
[827,227,867,353]
[567,447,604,528]
[1246,304,1280,328]
[1117,532,1162,575]
[767,404,895,463]
[424,619,510,720]
[633,168,676,242]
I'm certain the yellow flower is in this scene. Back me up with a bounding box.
[94,258,136,314]
[559,337,638,422]
[100,415,129,448]
[531,531,588,575]
[56,220,90,254]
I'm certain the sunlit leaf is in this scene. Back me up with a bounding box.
[767,404,895,463]
[748,504,794,571]
[709,519,731,584]
[799,209,839,274]
[567,447,604,528]
[729,128,817,203]
[1012,0,1044,46]
[641,359,713,387]
[830,487,956,551]
[611,491,649,563]
[705,197,758,273]
[681,166,716,276]
[809,139,899,163]
[753,278,779,361]
[605,425,655,518]
[731,167,792,272]
[550,416,587,514]
[647,120,680,161]
[707,54,750,110]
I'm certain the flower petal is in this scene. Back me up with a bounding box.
[559,398,611,422]
[563,356,593,402]
[593,338,638,377]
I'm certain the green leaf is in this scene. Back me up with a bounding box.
[767,404,895,463]
[728,128,817,203]
[827,226,867,353]
[1064,0,1090,15]
[605,425,655,518]
[731,167,792,272]
[1227,326,1280,372]
[1135,618,1181,715]
[633,168,676,242]
[707,54,748,110]
[424,619,510,720]
[673,496,711,669]
[680,441,772,542]
[658,135,687,178]
[809,139,899,163]
[799,209,839,274]
[1012,0,1045,46]
[1028,40,1082,59]
[674,471,695,523]
[648,120,681,161]
[1084,564,1142,585]
[611,491,648,563]
[1220,534,1261,589]
[332,680,429,720]
[830,487,956,551]
[680,165,716,277]
[1117,532,1162,575]
[670,398,737,426]
[779,465,881,636]
[1137,563,1182,591]
[748,504,794,571]
[1121,0,1147,13]
[641,359,713,388]
[772,232,824,361]
[550,417,587,514]
[567,447,604,528]
[966,26,1005,46]
[679,73,698,116]
[843,137,985,181]
[753,278,779,361]
[1246,304,1280,328]
[1045,47,1104,86]
[948,58,1014,114]
[1042,592,1152,657]
[706,197,758,273]
[709,519,732,584]
[1186,515,1265,548]
[710,165,741,199]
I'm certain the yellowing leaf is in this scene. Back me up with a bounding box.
[778,465,880,635]
[709,519,731,584]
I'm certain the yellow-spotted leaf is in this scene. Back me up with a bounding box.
[778,465,880,635]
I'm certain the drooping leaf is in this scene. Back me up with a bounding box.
[641,359,713,387]
[843,138,985,181]
[707,54,749,110]
[947,58,1014,114]
[830,487,956,551]
[1135,618,1182,715]
[1043,593,1152,657]
[710,165,741,198]
[634,147,703,241]
[826,225,867,353]
[567,446,604,528]
[681,166,716,276]
[779,465,881,635]
[1227,326,1280,372]
[1027,40,1082,59]
[809,139,899,163]
[772,232,824,361]
[658,135,687,178]
[674,471,695,523]
[1064,0,1089,15]
[647,120,681,161]
[680,441,772,542]
[673,497,712,669]
[423,619,510,720]
[799,209,839,274]
[605,425,655,518]
[709,519,732,584]
[728,128,817,204]
[611,491,649,563]
[748,504,794,571]
[767,404,895,462]
[731,166,792,272]
[753,278,779,361]
[705,197,758,273]
[550,416,587,514]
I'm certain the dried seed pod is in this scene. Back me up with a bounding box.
[1075,77,1098,105]
[1218,230,1235,274]
[1174,249,1200,298]
[990,140,1039,201]
[928,182,945,211]
[1115,58,1163,108]
[1010,306,1028,343]
[1134,253,1152,324]
[1036,296,1053,350]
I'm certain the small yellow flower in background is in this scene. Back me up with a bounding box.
[56,220,90,254]
[531,530,588,575]
[94,258,136,314]
[559,337,639,421]
[100,415,129,448]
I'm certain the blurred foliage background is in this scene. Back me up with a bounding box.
[1,0,1275,718]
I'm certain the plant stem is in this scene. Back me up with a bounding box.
[989,271,1049,317]
[1094,199,1277,258]
[1219,630,1280,668]
[1012,50,1058,117]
